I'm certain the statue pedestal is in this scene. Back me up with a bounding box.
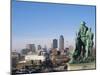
[68,62,95,70]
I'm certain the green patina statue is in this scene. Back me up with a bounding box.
[72,21,94,63]
[86,28,94,58]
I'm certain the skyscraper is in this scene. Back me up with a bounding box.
[53,39,58,48]
[26,44,36,52]
[59,35,64,50]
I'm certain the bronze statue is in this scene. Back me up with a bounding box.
[72,21,94,63]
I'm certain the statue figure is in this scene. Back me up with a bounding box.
[85,28,94,58]
[72,34,82,63]
[78,21,88,59]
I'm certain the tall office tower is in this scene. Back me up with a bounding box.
[53,39,58,49]
[59,35,64,50]
[37,45,42,50]
[26,44,36,52]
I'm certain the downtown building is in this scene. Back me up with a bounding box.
[59,35,64,51]
[53,39,58,49]
[26,44,36,53]
[37,45,42,50]
[12,51,21,68]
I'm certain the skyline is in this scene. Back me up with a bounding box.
[12,0,96,51]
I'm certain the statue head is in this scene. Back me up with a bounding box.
[80,21,86,26]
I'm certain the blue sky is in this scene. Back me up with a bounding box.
[12,0,96,51]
